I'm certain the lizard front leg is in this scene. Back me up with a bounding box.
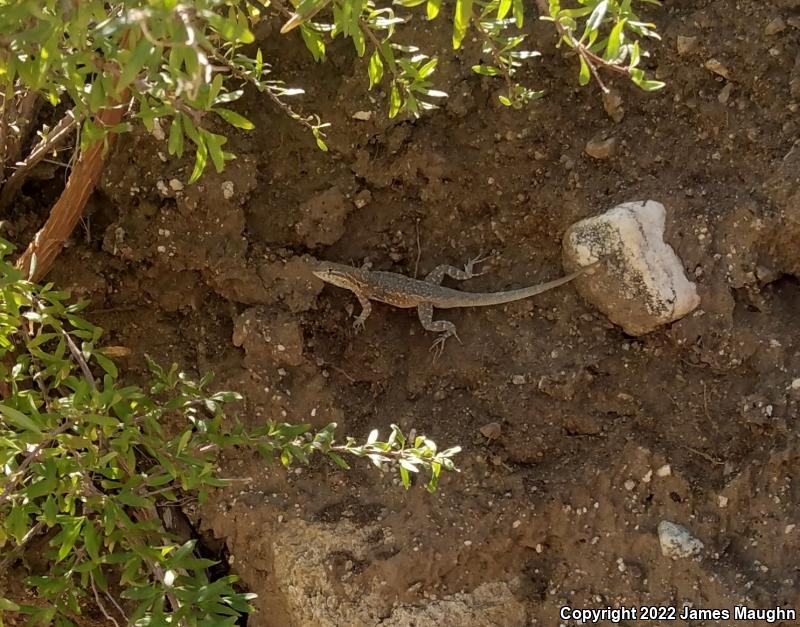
[417,302,461,358]
[352,292,372,332]
[425,253,491,285]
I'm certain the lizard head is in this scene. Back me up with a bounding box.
[312,261,360,289]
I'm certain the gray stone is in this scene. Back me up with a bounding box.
[658,521,704,558]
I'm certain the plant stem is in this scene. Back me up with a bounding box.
[0,110,80,212]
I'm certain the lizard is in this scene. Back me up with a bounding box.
[312,255,599,356]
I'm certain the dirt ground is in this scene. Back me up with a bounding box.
[10,0,800,624]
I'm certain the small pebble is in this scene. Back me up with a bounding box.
[658,521,704,558]
[624,479,636,491]
[765,16,786,35]
[585,136,617,160]
[511,374,526,385]
[705,58,731,79]
[718,83,733,104]
[656,464,672,477]
[718,495,729,508]
[676,35,698,56]
[480,422,502,440]
[169,178,184,191]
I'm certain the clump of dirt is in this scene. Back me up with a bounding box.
[10,0,800,624]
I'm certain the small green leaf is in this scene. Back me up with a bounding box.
[578,56,591,86]
[399,466,411,489]
[56,517,84,562]
[94,352,118,379]
[84,520,101,561]
[0,403,41,433]
[497,0,511,19]
[328,452,350,470]
[368,51,384,89]
[605,18,626,61]
[389,83,402,118]
[427,0,442,20]
[209,14,255,43]
[188,137,208,184]
[418,58,438,79]
[471,64,501,76]
[512,0,524,28]
[117,38,153,95]
[43,496,58,526]
[215,108,255,129]
[584,0,609,35]
[633,77,666,91]
[168,117,185,157]
[300,26,326,62]
[453,0,472,49]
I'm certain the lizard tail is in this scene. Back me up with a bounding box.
[442,262,598,308]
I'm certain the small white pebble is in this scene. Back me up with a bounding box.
[463,540,472,547]
[785,524,796,535]
[511,375,526,385]
[718,495,729,508]
[222,181,235,199]
[656,464,672,477]
[624,479,636,491]
[642,470,653,483]
[512,520,521,529]
[169,178,184,191]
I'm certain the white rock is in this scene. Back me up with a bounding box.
[562,200,701,335]
[656,464,672,477]
[658,521,704,558]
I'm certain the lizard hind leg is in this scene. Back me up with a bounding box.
[418,303,461,358]
[425,253,491,285]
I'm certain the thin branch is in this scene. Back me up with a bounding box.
[209,51,323,135]
[471,9,515,94]
[0,110,80,211]
[60,325,97,392]
[6,90,41,167]
[91,575,121,627]
[535,0,630,93]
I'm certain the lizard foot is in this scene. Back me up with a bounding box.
[428,330,461,360]
[464,252,495,278]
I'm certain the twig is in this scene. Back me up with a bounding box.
[91,575,122,627]
[471,9,514,95]
[0,93,8,186]
[60,326,97,392]
[6,90,41,167]
[414,218,422,279]
[0,110,80,211]
[211,50,322,135]
[534,0,629,94]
